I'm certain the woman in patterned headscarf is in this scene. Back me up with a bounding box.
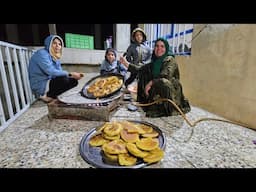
[120,37,190,117]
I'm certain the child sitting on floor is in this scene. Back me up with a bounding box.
[100,48,127,78]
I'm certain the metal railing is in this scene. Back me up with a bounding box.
[144,24,193,55]
[0,41,36,132]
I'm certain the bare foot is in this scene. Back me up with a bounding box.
[39,95,54,103]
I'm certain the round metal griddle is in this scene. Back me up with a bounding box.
[79,120,166,168]
[80,73,124,99]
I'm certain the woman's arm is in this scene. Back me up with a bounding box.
[119,56,144,74]
[145,80,153,96]
[37,52,68,77]
[69,72,83,80]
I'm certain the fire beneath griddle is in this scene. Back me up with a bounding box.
[49,88,124,121]
[49,73,125,121]
[57,88,123,106]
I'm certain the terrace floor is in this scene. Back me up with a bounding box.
[1,73,256,168]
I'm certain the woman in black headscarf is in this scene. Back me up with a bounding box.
[120,37,190,117]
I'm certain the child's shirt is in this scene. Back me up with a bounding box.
[126,42,152,66]
[100,60,127,77]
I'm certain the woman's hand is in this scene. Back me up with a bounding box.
[69,72,83,80]
[119,56,130,68]
[145,80,153,96]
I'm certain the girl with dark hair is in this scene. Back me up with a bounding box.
[100,48,127,77]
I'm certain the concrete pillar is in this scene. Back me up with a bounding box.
[48,24,57,35]
[94,24,102,50]
[5,24,19,44]
[115,24,130,52]
[31,24,40,45]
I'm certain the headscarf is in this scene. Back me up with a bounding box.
[50,37,62,61]
[44,35,64,61]
[100,48,119,72]
[151,38,172,78]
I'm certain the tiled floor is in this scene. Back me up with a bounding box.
[1,73,256,168]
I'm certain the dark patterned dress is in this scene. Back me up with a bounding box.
[128,55,191,117]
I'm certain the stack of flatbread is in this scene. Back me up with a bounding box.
[89,120,164,166]
[87,76,123,98]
